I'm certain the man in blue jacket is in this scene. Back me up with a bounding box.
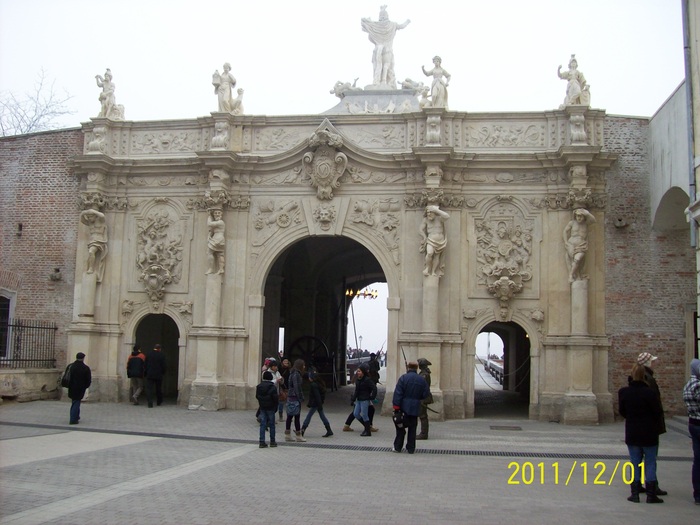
[392,361,430,454]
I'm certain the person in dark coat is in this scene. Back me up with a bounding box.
[256,370,278,448]
[144,344,166,408]
[392,361,430,454]
[683,358,700,505]
[628,352,668,496]
[351,363,377,437]
[126,344,146,405]
[301,370,333,438]
[67,352,92,424]
[619,363,665,503]
[368,353,381,384]
[285,359,307,442]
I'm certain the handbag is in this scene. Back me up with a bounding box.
[278,389,288,402]
[392,410,404,429]
[286,400,300,416]
[60,364,72,388]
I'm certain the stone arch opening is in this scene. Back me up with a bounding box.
[135,314,180,399]
[652,186,690,231]
[474,321,530,418]
[261,236,387,390]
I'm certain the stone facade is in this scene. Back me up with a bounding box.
[0,100,694,422]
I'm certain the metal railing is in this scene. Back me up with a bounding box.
[0,318,57,369]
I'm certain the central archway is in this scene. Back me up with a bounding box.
[261,237,387,390]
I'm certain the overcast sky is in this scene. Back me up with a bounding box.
[0,0,686,353]
[0,0,684,130]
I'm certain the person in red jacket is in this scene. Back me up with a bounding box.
[126,345,146,405]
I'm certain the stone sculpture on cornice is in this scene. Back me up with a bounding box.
[421,56,450,109]
[303,130,348,200]
[95,68,124,120]
[361,5,410,89]
[331,79,362,99]
[558,54,590,108]
[563,208,596,283]
[212,63,237,113]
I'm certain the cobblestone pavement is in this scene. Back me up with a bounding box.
[0,382,697,525]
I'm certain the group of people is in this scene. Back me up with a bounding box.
[255,357,334,448]
[618,352,700,505]
[254,353,434,455]
[126,344,167,408]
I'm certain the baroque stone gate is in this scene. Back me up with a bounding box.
[69,92,615,423]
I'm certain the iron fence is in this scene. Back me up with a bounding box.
[0,318,57,369]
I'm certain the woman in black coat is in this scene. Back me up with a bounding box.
[618,364,664,503]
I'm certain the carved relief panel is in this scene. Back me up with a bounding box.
[129,200,193,301]
[470,198,540,301]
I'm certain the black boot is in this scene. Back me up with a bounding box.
[627,481,641,503]
[645,481,664,503]
[360,420,372,437]
[323,425,333,437]
[654,481,668,496]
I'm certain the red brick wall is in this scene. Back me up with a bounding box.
[0,128,83,368]
[604,116,695,416]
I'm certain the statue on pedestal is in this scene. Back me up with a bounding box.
[206,209,226,274]
[419,205,450,277]
[421,56,451,109]
[212,63,237,113]
[558,55,590,108]
[361,5,410,88]
[563,208,595,282]
[80,208,108,281]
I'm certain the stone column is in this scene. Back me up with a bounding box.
[79,272,97,319]
[571,280,588,335]
[422,274,439,332]
[204,273,223,327]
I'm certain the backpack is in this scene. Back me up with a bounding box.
[60,364,72,388]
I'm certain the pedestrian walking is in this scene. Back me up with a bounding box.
[301,370,333,438]
[145,344,166,408]
[279,358,291,421]
[285,359,307,442]
[256,370,278,448]
[351,363,377,437]
[65,352,92,424]
[392,361,429,453]
[682,358,700,505]
[619,363,665,503]
[126,344,146,405]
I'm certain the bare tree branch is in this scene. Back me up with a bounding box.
[0,68,75,136]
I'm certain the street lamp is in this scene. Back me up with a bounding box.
[359,335,363,350]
